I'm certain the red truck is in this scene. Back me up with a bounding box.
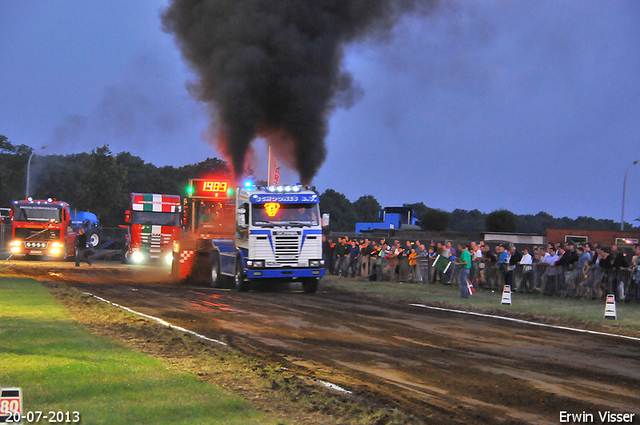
[123,193,182,265]
[9,198,76,259]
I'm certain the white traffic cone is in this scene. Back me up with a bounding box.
[604,294,617,320]
[501,285,512,305]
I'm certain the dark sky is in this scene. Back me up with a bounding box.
[1,1,639,223]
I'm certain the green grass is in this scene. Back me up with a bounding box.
[0,277,275,425]
[322,275,640,330]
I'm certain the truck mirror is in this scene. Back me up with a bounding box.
[237,206,248,228]
[125,210,130,223]
[322,213,330,228]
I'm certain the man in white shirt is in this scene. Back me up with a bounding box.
[540,246,559,293]
[474,241,484,284]
[519,248,533,292]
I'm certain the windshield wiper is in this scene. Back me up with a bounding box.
[285,222,312,227]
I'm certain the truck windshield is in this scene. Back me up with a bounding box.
[14,205,62,223]
[195,200,235,234]
[131,211,180,226]
[252,203,319,226]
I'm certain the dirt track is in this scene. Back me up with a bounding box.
[5,260,640,424]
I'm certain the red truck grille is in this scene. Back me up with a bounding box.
[14,228,60,239]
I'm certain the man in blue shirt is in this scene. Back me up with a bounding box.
[345,241,360,278]
[497,244,508,288]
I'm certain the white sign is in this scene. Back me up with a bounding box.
[604,294,617,320]
[501,285,512,305]
[1,387,22,424]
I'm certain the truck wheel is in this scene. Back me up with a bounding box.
[87,231,100,248]
[210,252,223,288]
[234,260,249,292]
[302,278,319,294]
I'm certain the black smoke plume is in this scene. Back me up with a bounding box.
[162,0,435,183]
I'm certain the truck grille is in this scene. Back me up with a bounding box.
[274,235,300,264]
[140,233,172,258]
[15,228,60,239]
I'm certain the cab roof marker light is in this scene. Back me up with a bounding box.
[47,198,53,202]
[277,186,284,192]
[284,186,292,192]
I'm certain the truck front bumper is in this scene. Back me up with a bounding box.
[246,268,324,279]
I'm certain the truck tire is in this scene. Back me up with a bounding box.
[302,278,319,294]
[87,231,100,248]
[234,259,250,292]
[210,252,223,288]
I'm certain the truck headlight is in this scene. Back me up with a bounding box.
[10,240,21,247]
[50,248,60,254]
[253,260,264,268]
[51,242,63,248]
[165,253,173,266]
[309,260,321,267]
[10,246,20,253]
[131,250,144,263]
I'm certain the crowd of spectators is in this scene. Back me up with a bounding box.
[322,236,431,283]
[322,236,640,300]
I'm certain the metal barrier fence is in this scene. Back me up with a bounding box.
[332,255,640,302]
[448,261,639,302]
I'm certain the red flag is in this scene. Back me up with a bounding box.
[269,151,281,186]
[467,278,475,295]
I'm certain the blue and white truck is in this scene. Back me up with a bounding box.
[172,178,324,292]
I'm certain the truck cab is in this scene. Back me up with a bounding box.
[124,193,182,265]
[9,198,75,259]
[235,185,324,286]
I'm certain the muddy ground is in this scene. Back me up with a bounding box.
[3,259,640,424]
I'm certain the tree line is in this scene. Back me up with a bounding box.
[2,135,636,232]
[319,194,639,235]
